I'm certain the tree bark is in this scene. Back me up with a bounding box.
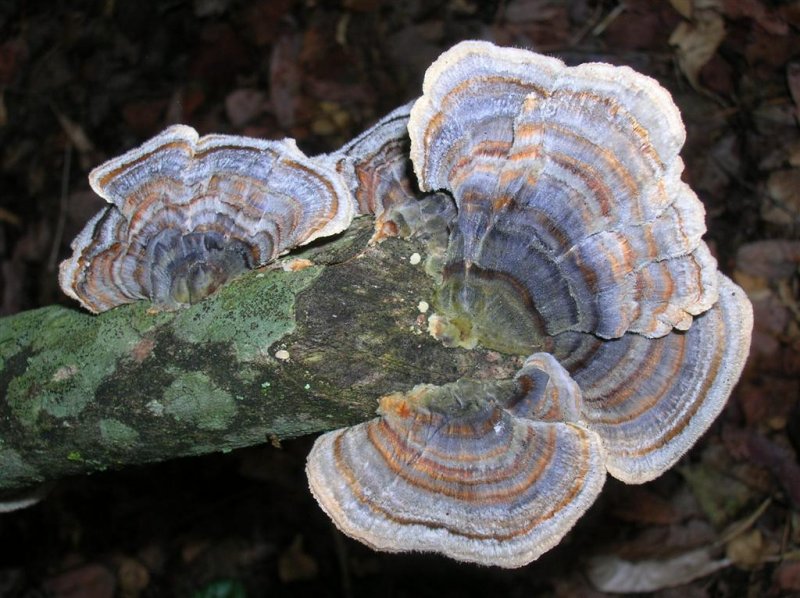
[0,218,513,491]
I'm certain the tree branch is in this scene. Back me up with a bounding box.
[0,218,511,491]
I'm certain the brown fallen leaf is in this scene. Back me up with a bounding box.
[736,240,800,280]
[723,0,789,36]
[121,99,168,138]
[608,485,683,526]
[54,111,97,170]
[788,62,800,123]
[764,169,800,226]
[278,536,318,583]
[669,1,726,92]
[774,560,800,592]
[114,556,150,598]
[670,0,693,20]
[0,37,28,86]
[270,32,302,130]
[42,563,116,598]
[586,547,730,593]
[225,89,268,128]
[245,0,295,46]
[722,426,800,507]
[614,519,718,561]
[725,528,768,569]
[0,206,20,227]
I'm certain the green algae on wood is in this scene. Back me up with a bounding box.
[172,266,322,362]
[163,371,237,431]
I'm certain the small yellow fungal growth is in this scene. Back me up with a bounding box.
[52,365,79,383]
[281,258,316,272]
[426,313,478,350]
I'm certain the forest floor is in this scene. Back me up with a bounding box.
[1,0,799,596]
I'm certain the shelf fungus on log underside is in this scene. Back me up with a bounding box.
[59,125,353,312]
[306,41,753,567]
[306,364,606,568]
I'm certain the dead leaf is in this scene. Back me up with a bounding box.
[189,24,251,88]
[670,0,693,20]
[614,519,717,561]
[0,206,20,227]
[54,112,95,156]
[225,89,268,128]
[725,528,768,568]
[587,547,730,593]
[500,0,572,50]
[277,536,318,583]
[193,0,232,17]
[609,486,683,525]
[737,240,800,280]
[764,169,800,225]
[723,0,789,35]
[599,3,681,52]
[270,32,302,129]
[680,458,756,527]
[343,0,381,11]
[774,560,800,591]
[0,38,28,86]
[723,424,800,507]
[669,3,726,91]
[42,563,116,598]
[245,0,295,46]
[121,99,168,137]
[114,557,150,598]
[788,62,800,123]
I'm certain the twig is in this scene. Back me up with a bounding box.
[592,2,626,37]
[47,141,72,272]
[714,497,772,548]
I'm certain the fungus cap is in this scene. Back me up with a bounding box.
[324,102,422,241]
[60,125,354,312]
[409,40,719,348]
[306,376,605,568]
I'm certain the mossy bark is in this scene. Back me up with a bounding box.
[0,218,515,491]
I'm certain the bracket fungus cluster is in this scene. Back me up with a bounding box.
[307,41,752,567]
[60,41,753,568]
